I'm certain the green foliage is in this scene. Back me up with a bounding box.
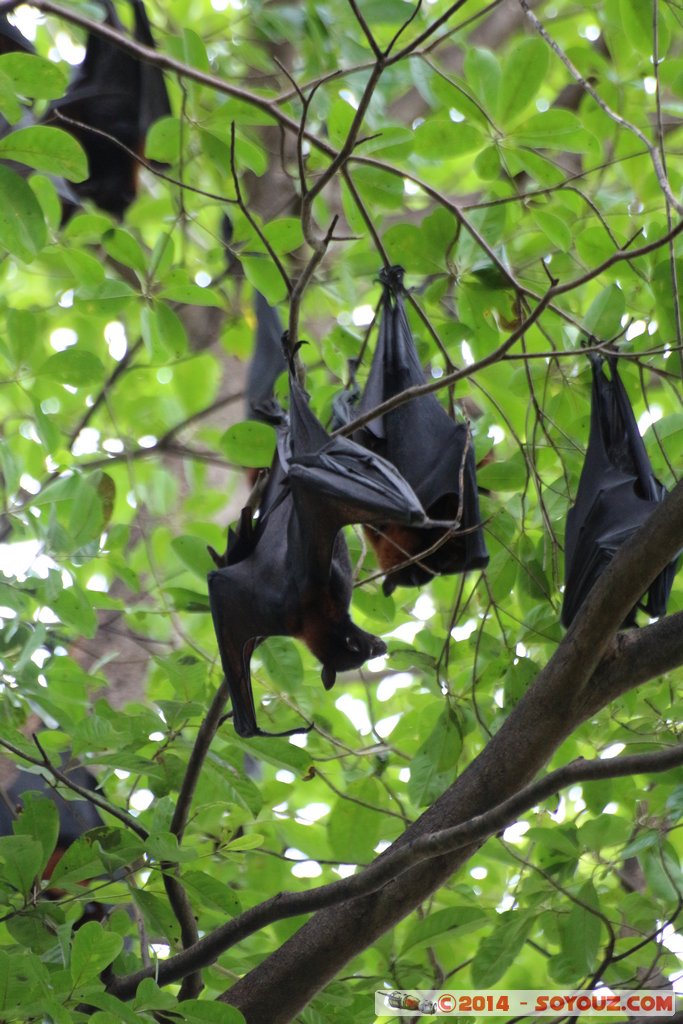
[0,0,681,1021]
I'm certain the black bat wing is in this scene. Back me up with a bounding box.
[208,484,310,739]
[287,373,430,573]
[561,356,678,627]
[356,266,488,590]
[246,293,288,424]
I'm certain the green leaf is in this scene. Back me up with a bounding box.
[165,587,211,611]
[74,992,143,1024]
[158,268,223,307]
[477,450,527,492]
[352,586,395,626]
[260,637,304,690]
[407,710,462,806]
[464,47,501,115]
[327,777,384,862]
[0,164,46,261]
[0,69,22,123]
[182,870,242,916]
[353,164,405,209]
[499,38,550,123]
[133,978,179,1012]
[512,109,591,151]
[132,889,182,945]
[0,835,44,895]
[38,350,106,387]
[533,210,572,252]
[503,657,538,707]
[263,217,304,255]
[0,126,88,181]
[225,831,265,852]
[583,283,625,339]
[12,792,59,870]
[578,814,631,851]
[53,585,98,637]
[241,256,288,305]
[401,907,489,954]
[171,535,216,580]
[641,846,681,902]
[328,96,356,148]
[145,116,182,163]
[235,737,311,773]
[0,52,69,99]
[156,653,208,702]
[62,247,106,287]
[145,832,200,863]
[154,299,187,356]
[559,881,602,973]
[220,420,277,468]
[32,397,61,453]
[0,949,49,1015]
[68,475,108,548]
[383,221,447,274]
[102,228,147,275]
[472,911,533,986]
[474,145,500,180]
[174,1000,246,1023]
[414,119,483,160]
[70,922,124,985]
[141,301,188,359]
[49,831,108,888]
[619,0,667,55]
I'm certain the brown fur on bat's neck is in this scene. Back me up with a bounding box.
[296,592,347,658]
[364,493,475,594]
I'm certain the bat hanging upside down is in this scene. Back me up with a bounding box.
[208,359,444,738]
[561,353,678,627]
[338,265,489,595]
[43,0,171,219]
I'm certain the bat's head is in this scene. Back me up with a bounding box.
[315,621,387,691]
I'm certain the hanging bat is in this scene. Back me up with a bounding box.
[44,0,171,218]
[208,365,440,738]
[349,265,489,595]
[0,761,107,924]
[561,354,678,627]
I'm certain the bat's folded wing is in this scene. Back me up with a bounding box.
[562,478,677,627]
[208,564,309,738]
[290,437,430,529]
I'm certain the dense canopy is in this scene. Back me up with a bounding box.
[0,1,681,1022]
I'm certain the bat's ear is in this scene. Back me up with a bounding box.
[321,665,336,691]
